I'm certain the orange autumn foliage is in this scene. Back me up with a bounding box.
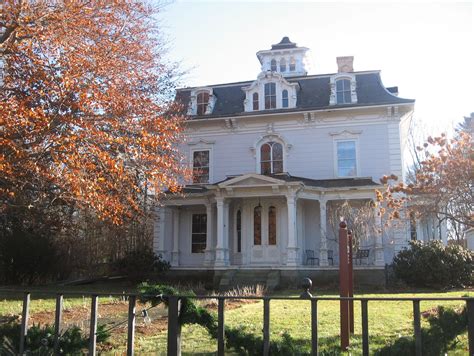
[1,1,188,224]
[377,132,473,228]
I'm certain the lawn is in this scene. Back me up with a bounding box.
[0,289,471,355]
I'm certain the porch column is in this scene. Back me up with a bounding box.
[171,208,180,267]
[286,192,298,266]
[215,197,229,266]
[319,199,329,266]
[154,207,167,259]
[374,211,385,266]
[204,203,214,266]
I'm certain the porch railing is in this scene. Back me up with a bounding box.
[1,289,473,356]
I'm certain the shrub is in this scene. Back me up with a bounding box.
[392,240,474,288]
[0,225,61,285]
[114,247,170,281]
[375,304,467,355]
[0,322,110,354]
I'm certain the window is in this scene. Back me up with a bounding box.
[336,141,357,177]
[191,213,207,253]
[253,92,259,111]
[270,59,277,72]
[264,83,276,109]
[254,206,262,245]
[280,58,286,72]
[197,92,209,115]
[282,90,288,108]
[268,206,276,245]
[289,58,296,71]
[336,79,351,104]
[236,209,242,252]
[192,150,210,183]
[260,141,283,175]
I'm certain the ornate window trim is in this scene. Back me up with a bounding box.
[242,71,298,112]
[187,87,216,116]
[252,133,292,174]
[331,130,360,178]
[190,142,214,184]
[329,73,357,106]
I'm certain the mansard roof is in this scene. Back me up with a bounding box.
[176,71,415,120]
[271,36,298,50]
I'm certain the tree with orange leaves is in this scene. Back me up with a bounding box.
[1,1,187,225]
[377,129,473,237]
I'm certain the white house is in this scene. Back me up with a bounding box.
[153,37,415,287]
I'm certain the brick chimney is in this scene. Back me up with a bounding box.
[336,56,354,73]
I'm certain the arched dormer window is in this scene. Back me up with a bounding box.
[260,141,283,175]
[264,83,276,109]
[289,58,296,71]
[253,92,259,111]
[197,92,210,115]
[280,58,286,72]
[270,59,277,72]
[336,79,351,104]
[282,90,288,108]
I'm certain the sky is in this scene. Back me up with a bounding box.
[159,1,473,135]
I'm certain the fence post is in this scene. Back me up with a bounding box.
[54,294,63,354]
[361,299,369,356]
[217,297,225,356]
[339,222,350,351]
[167,296,182,356]
[413,299,422,356]
[127,295,136,356]
[263,298,270,356]
[467,299,474,356]
[89,295,98,356]
[19,292,30,355]
[311,299,318,356]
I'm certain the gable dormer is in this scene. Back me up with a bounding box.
[187,87,216,116]
[256,37,308,78]
[242,71,299,112]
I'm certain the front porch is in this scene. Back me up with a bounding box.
[153,173,387,270]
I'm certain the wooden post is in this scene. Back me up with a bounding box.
[263,299,270,356]
[413,300,422,356]
[54,294,63,354]
[348,230,354,334]
[361,299,369,356]
[339,222,350,351]
[127,295,136,356]
[167,296,182,356]
[89,295,98,356]
[467,299,474,356]
[217,298,225,356]
[19,292,30,355]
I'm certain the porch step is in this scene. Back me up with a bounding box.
[220,270,281,291]
[218,270,237,290]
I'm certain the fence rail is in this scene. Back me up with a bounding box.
[1,288,473,356]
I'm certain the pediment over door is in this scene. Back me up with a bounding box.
[218,174,285,188]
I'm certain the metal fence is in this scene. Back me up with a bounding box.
[1,289,473,356]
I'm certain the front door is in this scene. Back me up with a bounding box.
[251,204,280,265]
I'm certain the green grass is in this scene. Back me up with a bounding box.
[0,290,471,355]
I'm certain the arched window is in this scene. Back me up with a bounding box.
[336,79,351,104]
[197,92,209,115]
[289,58,296,71]
[254,206,262,245]
[253,92,259,111]
[236,209,242,252]
[260,141,283,175]
[280,58,286,72]
[270,59,277,72]
[264,83,276,109]
[268,206,276,245]
[282,90,289,108]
